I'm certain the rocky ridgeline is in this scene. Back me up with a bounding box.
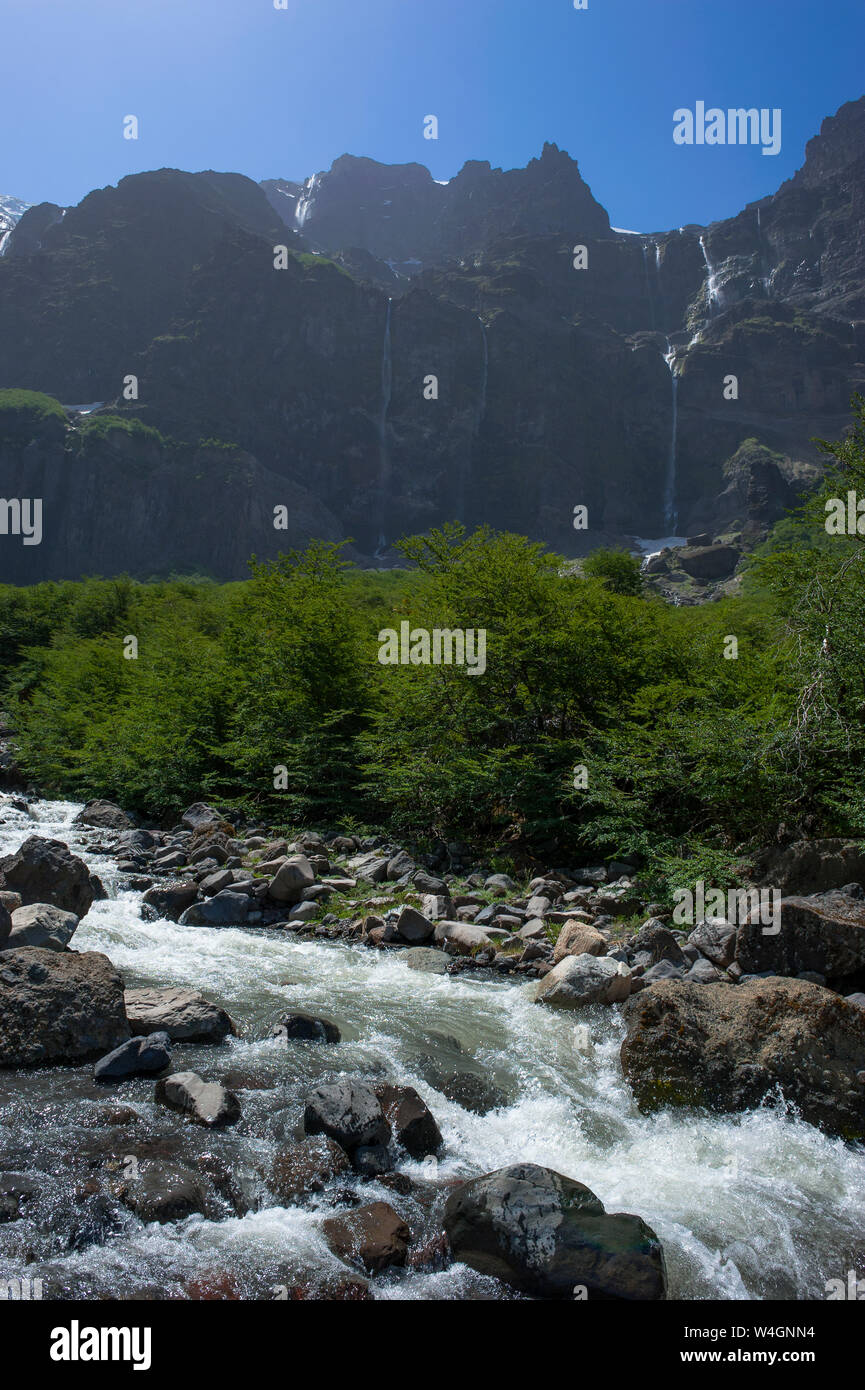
[1,792,865,1297]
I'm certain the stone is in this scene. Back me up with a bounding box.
[0,947,129,1067]
[435,1071,507,1115]
[534,953,631,1009]
[395,905,435,943]
[401,947,449,974]
[387,850,415,880]
[752,838,865,896]
[553,920,607,964]
[375,1083,442,1158]
[518,918,548,942]
[199,869,234,897]
[433,920,511,954]
[303,1079,390,1153]
[181,802,225,833]
[272,1012,340,1043]
[155,1071,241,1128]
[270,1136,350,1204]
[621,978,865,1140]
[688,918,737,968]
[642,960,684,984]
[74,800,134,831]
[735,891,865,987]
[0,835,102,917]
[322,1201,409,1273]
[118,1162,210,1224]
[94,1031,171,1080]
[268,855,316,903]
[5,902,78,952]
[685,958,725,984]
[178,891,250,926]
[443,1163,666,1300]
[628,921,687,966]
[124,986,235,1043]
[484,873,518,896]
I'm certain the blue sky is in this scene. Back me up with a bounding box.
[2,0,863,230]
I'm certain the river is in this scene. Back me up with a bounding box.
[1,796,863,1300]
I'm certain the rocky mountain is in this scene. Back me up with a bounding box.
[0,98,863,583]
[0,194,31,256]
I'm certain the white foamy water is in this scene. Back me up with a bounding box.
[1,796,863,1300]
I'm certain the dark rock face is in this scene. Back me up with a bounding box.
[272,1012,341,1044]
[93,1031,171,1081]
[621,978,865,1140]
[118,1161,210,1224]
[303,1079,391,1154]
[374,1083,442,1159]
[735,891,865,986]
[0,98,862,581]
[0,947,130,1067]
[269,1136,350,1205]
[443,1163,667,1300]
[140,881,199,923]
[0,836,102,917]
[753,838,865,895]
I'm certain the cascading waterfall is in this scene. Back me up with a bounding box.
[375,298,393,555]
[663,339,679,530]
[699,234,721,314]
[641,243,656,329]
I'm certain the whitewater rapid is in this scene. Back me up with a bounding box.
[1,797,863,1300]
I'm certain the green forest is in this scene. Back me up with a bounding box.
[2,401,864,888]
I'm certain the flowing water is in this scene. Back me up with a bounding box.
[1,798,864,1300]
[662,340,679,532]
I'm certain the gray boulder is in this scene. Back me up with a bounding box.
[303,1079,391,1154]
[443,1163,667,1299]
[0,947,129,1067]
[74,800,134,831]
[0,835,102,917]
[178,890,250,926]
[5,902,78,952]
[395,906,435,943]
[181,803,225,832]
[688,918,736,968]
[94,1031,171,1080]
[124,986,235,1043]
[268,855,316,904]
[735,890,865,987]
[534,953,631,1009]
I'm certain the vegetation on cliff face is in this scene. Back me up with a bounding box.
[1,405,863,869]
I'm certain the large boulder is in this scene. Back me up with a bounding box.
[443,1164,666,1300]
[181,803,225,833]
[154,1071,241,1128]
[620,978,865,1140]
[271,1012,340,1044]
[322,1201,410,1274]
[433,920,511,954]
[0,947,129,1067]
[74,800,134,831]
[395,906,435,944]
[303,1079,391,1154]
[677,543,740,580]
[735,890,865,987]
[375,1083,442,1159]
[688,919,736,968]
[124,986,235,1042]
[268,855,316,904]
[0,836,103,917]
[534,954,631,1009]
[753,837,865,895]
[5,902,78,952]
[140,881,199,922]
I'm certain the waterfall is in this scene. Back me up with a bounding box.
[642,243,656,329]
[477,316,488,429]
[699,234,721,313]
[663,339,679,530]
[375,298,393,555]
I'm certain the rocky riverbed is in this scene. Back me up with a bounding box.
[0,794,864,1300]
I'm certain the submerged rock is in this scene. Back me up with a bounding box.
[620,977,865,1140]
[269,1136,350,1204]
[443,1163,666,1299]
[375,1083,442,1159]
[272,1012,340,1044]
[94,1031,171,1081]
[303,1079,391,1154]
[155,1071,241,1128]
[322,1200,410,1273]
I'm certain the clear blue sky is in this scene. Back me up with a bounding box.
[2,0,863,231]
